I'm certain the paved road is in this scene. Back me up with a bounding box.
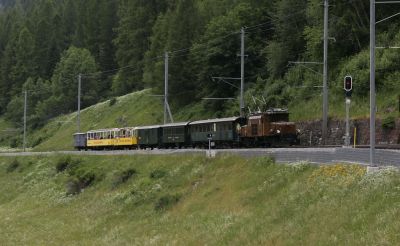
[0,148,399,166]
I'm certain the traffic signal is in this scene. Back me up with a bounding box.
[344,76,352,92]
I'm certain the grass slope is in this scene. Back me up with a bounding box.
[31,89,164,151]
[0,155,399,245]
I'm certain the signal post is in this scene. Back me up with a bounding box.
[344,76,353,147]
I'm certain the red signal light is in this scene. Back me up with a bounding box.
[344,76,352,92]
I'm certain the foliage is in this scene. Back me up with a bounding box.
[382,115,396,130]
[109,97,117,106]
[6,158,19,172]
[111,168,137,188]
[154,193,181,211]
[55,155,72,173]
[2,155,400,244]
[150,169,166,179]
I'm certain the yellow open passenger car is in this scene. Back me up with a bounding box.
[86,128,137,149]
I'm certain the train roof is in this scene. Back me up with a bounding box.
[135,125,162,130]
[87,128,120,133]
[265,108,288,114]
[189,116,242,125]
[161,122,190,128]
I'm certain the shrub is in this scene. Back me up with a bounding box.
[109,97,117,106]
[9,138,19,148]
[6,159,20,173]
[154,194,181,211]
[150,169,167,179]
[382,115,396,130]
[56,156,72,173]
[31,137,43,147]
[112,168,137,188]
[65,171,96,195]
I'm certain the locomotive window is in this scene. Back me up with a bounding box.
[270,113,289,122]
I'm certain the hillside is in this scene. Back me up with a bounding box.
[29,89,162,151]
[1,154,400,244]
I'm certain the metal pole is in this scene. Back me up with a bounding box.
[345,98,351,146]
[370,0,376,166]
[240,27,245,116]
[322,0,329,145]
[164,52,169,124]
[23,90,27,152]
[208,138,211,157]
[77,74,81,132]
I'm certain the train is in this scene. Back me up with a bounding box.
[73,108,299,150]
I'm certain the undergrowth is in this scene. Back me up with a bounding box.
[0,155,399,245]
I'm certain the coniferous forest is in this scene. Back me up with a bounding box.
[0,0,399,129]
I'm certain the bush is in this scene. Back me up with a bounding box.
[154,194,181,211]
[150,169,167,179]
[9,138,19,148]
[111,168,137,188]
[65,171,96,195]
[56,156,72,173]
[382,115,396,130]
[109,97,117,106]
[6,159,20,173]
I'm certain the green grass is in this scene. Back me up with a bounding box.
[289,90,399,121]
[0,155,399,245]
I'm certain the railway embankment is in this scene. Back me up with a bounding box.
[1,154,400,244]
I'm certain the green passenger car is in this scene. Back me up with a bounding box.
[160,122,190,148]
[136,125,161,149]
[189,117,244,148]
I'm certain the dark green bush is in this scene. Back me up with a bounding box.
[31,136,43,147]
[150,169,166,179]
[112,168,137,188]
[154,194,181,211]
[382,115,396,130]
[9,138,19,148]
[6,159,20,173]
[65,171,96,195]
[56,156,72,172]
[109,97,117,106]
